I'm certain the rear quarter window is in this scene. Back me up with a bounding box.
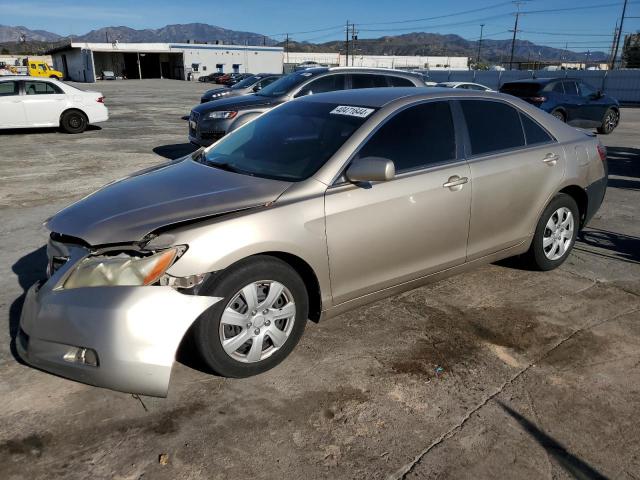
[520,113,554,145]
[460,100,525,156]
[388,76,416,87]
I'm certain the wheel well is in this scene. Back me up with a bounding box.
[551,107,567,119]
[559,185,588,227]
[59,108,87,124]
[259,252,323,322]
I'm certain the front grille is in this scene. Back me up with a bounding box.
[200,131,226,141]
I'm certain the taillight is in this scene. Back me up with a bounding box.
[596,143,607,162]
[527,96,547,103]
[97,96,105,103]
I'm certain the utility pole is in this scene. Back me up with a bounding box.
[285,33,289,71]
[608,20,619,67]
[351,23,358,66]
[476,24,485,67]
[345,20,350,67]
[509,1,523,70]
[610,0,628,70]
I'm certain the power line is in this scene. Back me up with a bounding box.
[358,1,513,26]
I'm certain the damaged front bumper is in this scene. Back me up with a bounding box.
[18,280,220,397]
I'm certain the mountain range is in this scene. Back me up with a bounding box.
[0,23,607,63]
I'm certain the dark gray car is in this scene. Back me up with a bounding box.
[200,74,282,103]
[189,67,426,146]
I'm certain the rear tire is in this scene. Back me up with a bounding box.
[60,110,88,134]
[551,109,566,122]
[193,256,308,378]
[49,75,60,80]
[524,193,579,271]
[597,108,619,134]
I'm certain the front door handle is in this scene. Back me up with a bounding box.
[543,153,559,165]
[443,175,469,190]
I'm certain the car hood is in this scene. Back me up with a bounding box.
[46,157,292,245]
[192,93,278,113]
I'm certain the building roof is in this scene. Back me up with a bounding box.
[48,42,283,55]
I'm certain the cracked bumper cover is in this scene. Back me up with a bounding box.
[18,282,220,397]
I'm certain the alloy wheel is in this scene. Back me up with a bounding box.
[604,110,619,133]
[543,207,574,261]
[219,281,296,363]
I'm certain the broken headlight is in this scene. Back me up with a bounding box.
[63,247,184,289]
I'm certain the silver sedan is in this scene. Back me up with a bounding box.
[19,87,607,396]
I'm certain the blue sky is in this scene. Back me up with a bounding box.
[1,0,638,52]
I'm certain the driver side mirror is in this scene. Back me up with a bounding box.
[346,157,395,183]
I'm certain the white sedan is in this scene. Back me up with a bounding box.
[0,76,108,133]
[435,81,495,92]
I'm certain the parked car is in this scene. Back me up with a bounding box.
[19,88,607,396]
[499,78,620,134]
[0,76,108,133]
[198,72,225,83]
[215,73,232,84]
[189,67,426,146]
[200,74,282,103]
[224,73,253,86]
[435,81,494,91]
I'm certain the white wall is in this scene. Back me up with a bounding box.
[285,52,469,70]
[176,45,283,79]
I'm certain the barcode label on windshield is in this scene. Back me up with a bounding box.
[330,106,375,118]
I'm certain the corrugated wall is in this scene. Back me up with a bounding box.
[423,70,640,103]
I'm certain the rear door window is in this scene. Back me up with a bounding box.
[0,81,19,96]
[562,81,579,95]
[551,82,565,93]
[351,74,391,89]
[460,100,525,156]
[520,113,554,145]
[357,101,456,173]
[24,81,62,95]
[388,76,415,87]
[296,74,346,97]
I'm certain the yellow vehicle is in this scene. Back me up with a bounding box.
[25,59,63,79]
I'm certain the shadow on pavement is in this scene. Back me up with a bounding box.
[606,146,640,179]
[153,143,198,160]
[0,125,102,136]
[498,401,609,480]
[9,246,48,363]
[576,227,640,265]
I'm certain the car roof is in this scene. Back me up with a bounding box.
[0,75,58,81]
[300,86,508,108]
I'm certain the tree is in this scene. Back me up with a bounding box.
[622,32,640,69]
[1,47,10,55]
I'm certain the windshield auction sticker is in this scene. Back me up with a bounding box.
[330,105,375,118]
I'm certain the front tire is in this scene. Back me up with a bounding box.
[597,108,619,134]
[193,256,308,378]
[60,110,88,134]
[525,193,579,271]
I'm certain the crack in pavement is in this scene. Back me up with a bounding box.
[386,306,640,480]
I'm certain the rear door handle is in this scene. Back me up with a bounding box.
[543,153,559,165]
[443,176,469,189]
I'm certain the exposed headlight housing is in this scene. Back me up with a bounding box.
[63,247,184,289]
[208,111,237,119]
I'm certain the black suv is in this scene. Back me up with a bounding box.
[500,78,620,134]
[189,67,426,146]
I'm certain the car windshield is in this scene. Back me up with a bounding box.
[197,101,373,181]
[255,71,317,98]
[231,75,261,90]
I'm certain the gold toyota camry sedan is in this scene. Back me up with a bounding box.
[18,87,607,396]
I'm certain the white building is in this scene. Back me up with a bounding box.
[48,42,284,82]
[285,52,469,70]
